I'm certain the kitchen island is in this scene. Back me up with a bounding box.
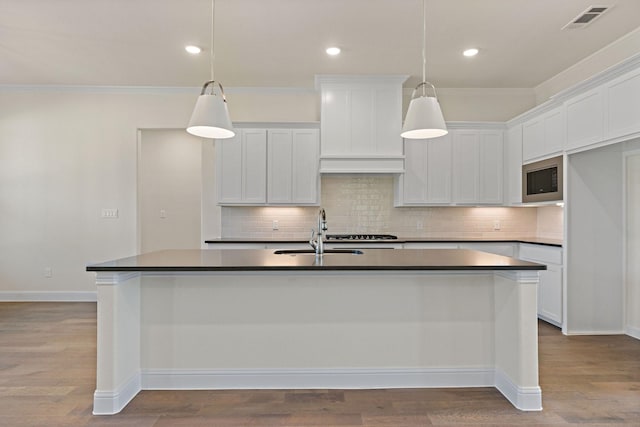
[87,248,545,415]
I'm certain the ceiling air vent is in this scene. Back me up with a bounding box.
[562,5,611,30]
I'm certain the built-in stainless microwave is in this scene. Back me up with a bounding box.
[522,155,563,203]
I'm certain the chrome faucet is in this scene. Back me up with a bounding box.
[309,208,327,255]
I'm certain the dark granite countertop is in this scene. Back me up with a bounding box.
[204,237,563,247]
[87,248,545,272]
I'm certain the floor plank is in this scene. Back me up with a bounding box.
[1,302,639,426]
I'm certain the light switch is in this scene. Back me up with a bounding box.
[160,209,167,219]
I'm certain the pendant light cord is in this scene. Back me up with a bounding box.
[421,0,426,96]
[210,0,215,81]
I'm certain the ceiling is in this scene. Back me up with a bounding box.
[1,0,640,89]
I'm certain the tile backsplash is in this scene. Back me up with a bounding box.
[221,175,563,240]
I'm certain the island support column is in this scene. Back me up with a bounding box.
[92,272,142,415]
[493,270,542,411]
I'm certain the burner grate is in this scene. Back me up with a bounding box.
[325,234,398,240]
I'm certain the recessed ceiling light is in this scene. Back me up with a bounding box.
[463,48,479,57]
[326,47,341,56]
[185,45,202,55]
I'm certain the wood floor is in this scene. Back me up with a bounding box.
[1,302,639,426]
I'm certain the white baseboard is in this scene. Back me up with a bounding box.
[93,372,141,415]
[494,369,542,411]
[626,325,640,340]
[141,367,495,390]
[0,291,97,302]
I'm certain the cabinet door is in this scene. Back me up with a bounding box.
[543,107,565,155]
[506,125,523,205]
[267,129,294,204]
[291,129,319,204]
[402,134,451,205]
[606,67,640,139]
[427,134,452,204]
[452,131,479,204]
[539,264,563,326]
[478,131,503,204]
[242,129,267,204]
[522,117,544,162]
[217,132,243,203]
[402,139,429,204]
[565,88,604,151]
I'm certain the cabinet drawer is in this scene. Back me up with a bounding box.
[519,243,562,265]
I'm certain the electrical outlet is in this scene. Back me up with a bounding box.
[493,220,501,230]
[101,208,119,219]
[44,267,52,278]
[416,220,424,230]
[160,209,166,219]
[272,220,279,230]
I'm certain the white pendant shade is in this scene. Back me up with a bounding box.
[401,95,448,139]
[187,92,235,139]
[187,0,235,140]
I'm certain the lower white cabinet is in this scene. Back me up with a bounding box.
[518,243,563,327]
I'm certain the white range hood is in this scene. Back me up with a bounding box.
[316,75,408,173]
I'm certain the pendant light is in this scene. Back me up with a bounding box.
[186,0,235,139]
[401,0,447,139]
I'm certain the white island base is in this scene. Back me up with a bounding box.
[92,269,541,414]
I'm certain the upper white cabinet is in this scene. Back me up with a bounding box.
[396,127,504,206]
[396,134,452,205]
[217,125,319,206]
[267,129,319,205]
[522,106,565,163]
[565,88,604,151]
[505,124,523,205]
[217,128,268,205]
[518,59,640,156]
[316,75,407,173]
[452,130,504,205]
[605,67,640,140]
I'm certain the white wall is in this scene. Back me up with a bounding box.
[535,28,640,104]
[404,88,537,122]
[139,129,202,252]
[626,153,640,338]
[0,87,317,298]
[566,145,624,334]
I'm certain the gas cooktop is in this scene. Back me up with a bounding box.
[325,234,398,240]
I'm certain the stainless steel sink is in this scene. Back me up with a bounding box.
[274,249,364,255]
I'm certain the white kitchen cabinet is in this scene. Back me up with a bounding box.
[505,124,523,205]
[522,106,565,162]
[452,130,503,205]
[316,75,406,173]
[397,134,452,205]
[605,66,640,140]
[518,243,563,327]
[217,129,267,205]
[217,126,319,206]
[565,87,604,151]
[267,129,319,205]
